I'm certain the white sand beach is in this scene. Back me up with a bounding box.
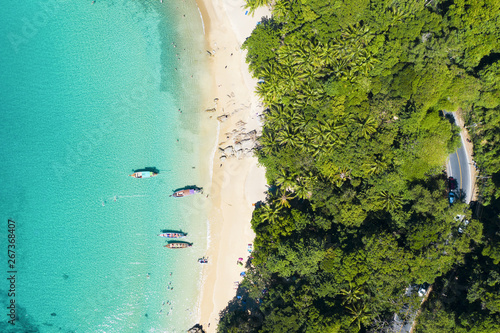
[195,0,270,331]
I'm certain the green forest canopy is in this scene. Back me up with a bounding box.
[218,0,500,332]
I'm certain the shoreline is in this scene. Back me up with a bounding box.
[194,0,270,331]
[155,0,220,329]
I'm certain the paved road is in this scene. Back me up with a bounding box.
[392,113,473,333]
[446,113,472,203]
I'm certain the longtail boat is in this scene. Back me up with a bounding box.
[129,171,158,178]
[171,188,202,197]
[158,232,187,239]
[164,242,192,249]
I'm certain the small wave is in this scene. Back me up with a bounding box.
[206,218,211,249]
[197,6,205,36]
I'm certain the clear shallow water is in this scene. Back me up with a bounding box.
[0,0,210,332]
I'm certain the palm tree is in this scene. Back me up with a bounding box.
[276,190,296,209]
[342,23,371,44]
[322,118,344,135]
[297,85,322,108]
[290,40,309,65]
[334,167,351,187]
[330,57,349,79]
[308,127,327,155]
[257,130,277,155]
[294,179,312,200]
[310,42,327,67]
[266,106,293,130]
[276,124,298,147]
[302,66,325,82]
[346,302,371,331]
[363,155,388,176]
[258,63,277,81]
[275,168,297,190]
[277,45,295,67]
[306,143,324,157]
[389,5,410,26]
[264,105,283,125]
[272,0,293,20]
[324,41,341,66]
[292,112,309,132]
[256,76,285,105]
[256,64,287,104]
[244,0,272,16]
[359,56,378,75]
[376,191,402,212]
[340,283,364,305]
[281,66,301,91]
[356,115,377,139]
[302,171,318,185]
[260,203,281,222]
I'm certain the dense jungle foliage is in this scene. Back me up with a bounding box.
[218,0,500,332]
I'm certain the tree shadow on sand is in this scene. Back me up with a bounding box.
[217,278,265,332]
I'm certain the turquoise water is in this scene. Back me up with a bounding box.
[0,0,211,332]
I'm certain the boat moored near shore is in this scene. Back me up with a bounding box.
[165,241,192,249]
[170,187,202,197]
[158,232,187,238]
[130,171,158,178]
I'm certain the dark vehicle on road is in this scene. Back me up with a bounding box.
[448,177,457,190]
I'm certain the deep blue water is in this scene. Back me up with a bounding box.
[0,0,210,332]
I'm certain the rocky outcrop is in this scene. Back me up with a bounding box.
[188,324,206,333]
[217,114,229,122]
[218,126,260,161]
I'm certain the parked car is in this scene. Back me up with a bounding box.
[458,219,470,234]
[448,191,455,205]
[448,177,457,190]
[418,283,429,297]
